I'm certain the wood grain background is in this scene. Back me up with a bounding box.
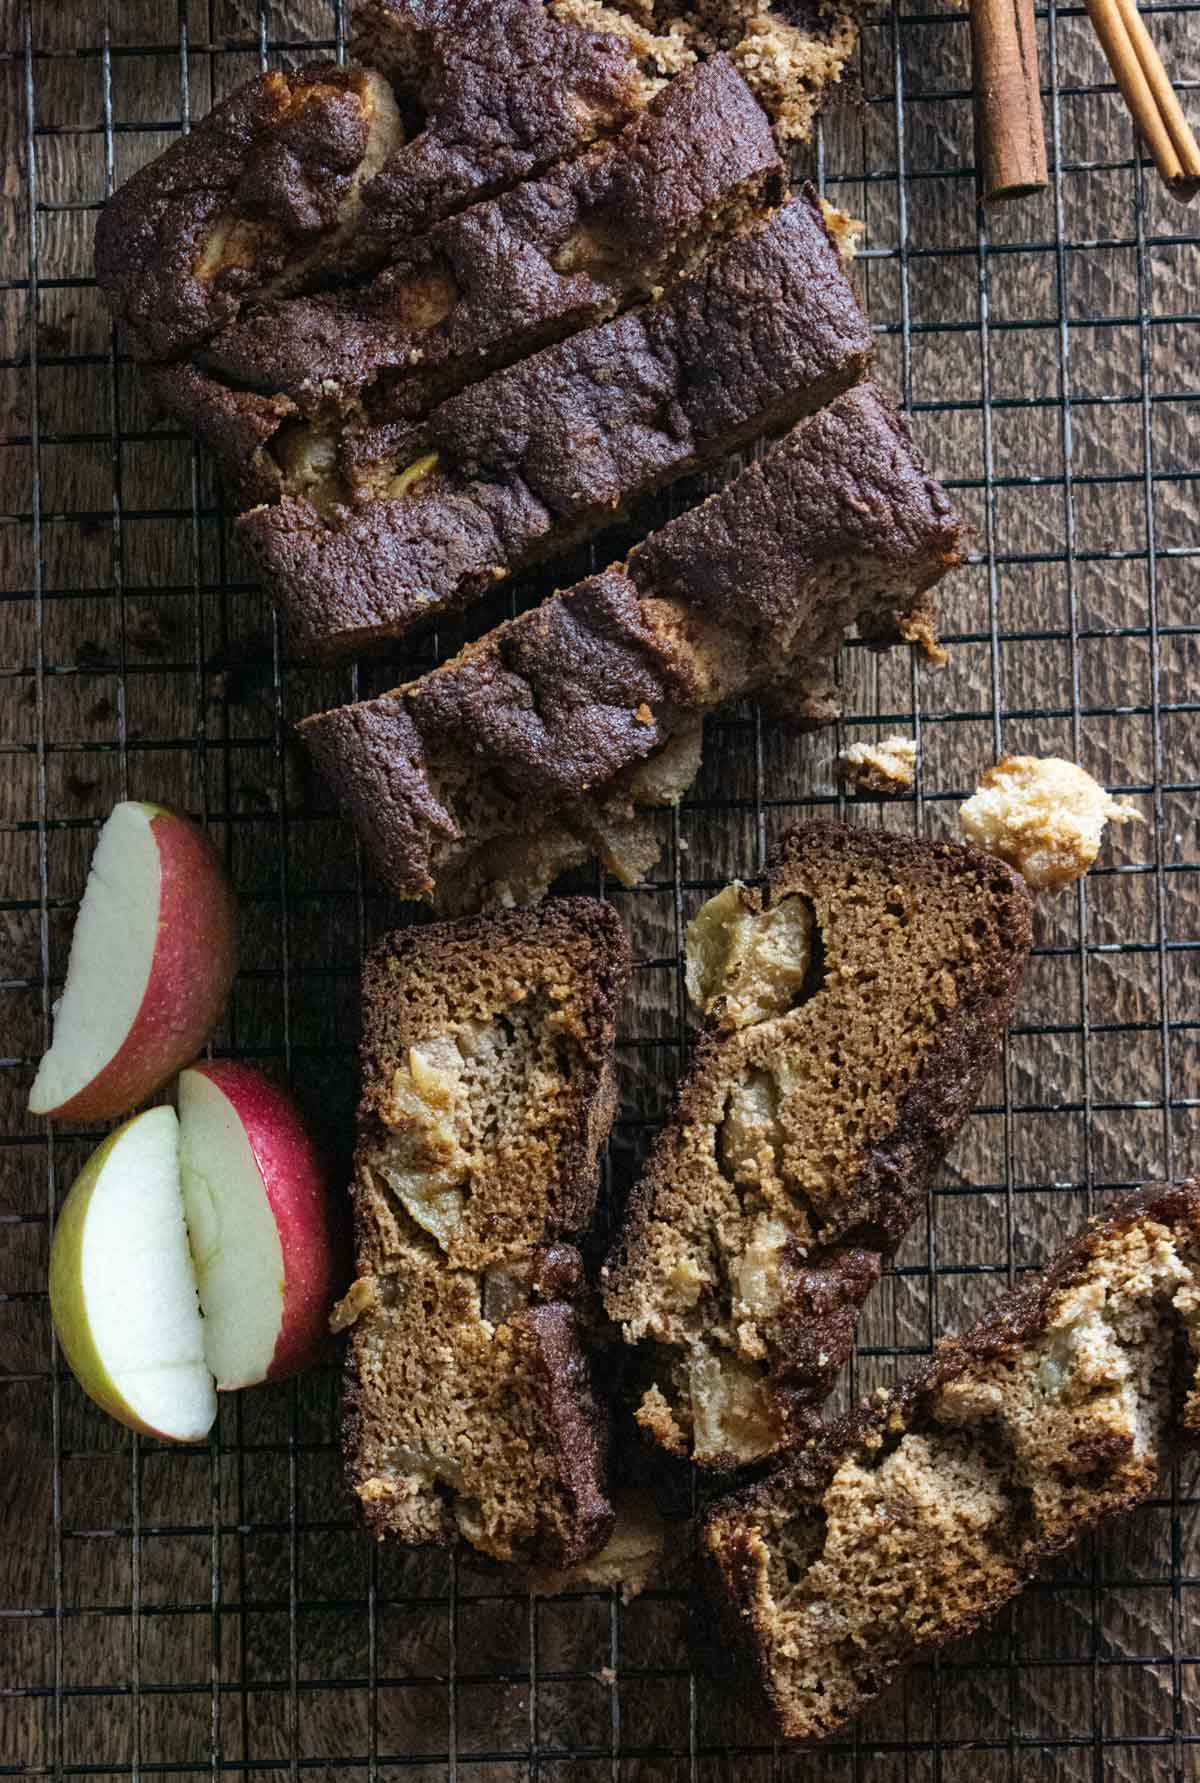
[1,1,1197,1777]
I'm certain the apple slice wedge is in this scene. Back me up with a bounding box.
[49,1106,217,1442]
[178,1061,338,1390]
[29,801,237,1123]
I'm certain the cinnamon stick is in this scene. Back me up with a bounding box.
[970,0,1049,203]
[1085,0,1200,201]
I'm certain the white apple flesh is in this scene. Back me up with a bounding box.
[29,801,237,1122]
[178,1061,338,1389]
[49,1107,217,1442]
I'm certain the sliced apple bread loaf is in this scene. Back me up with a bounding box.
[601,822,1033,1470]
[702,1183,1200,1742]
[298,385,962,911]
[338,898,631,1565]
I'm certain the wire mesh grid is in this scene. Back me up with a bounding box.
[1,0,1198,1777]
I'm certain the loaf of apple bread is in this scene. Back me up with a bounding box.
[338,898,631,1565]
[702,1184,1200,1742]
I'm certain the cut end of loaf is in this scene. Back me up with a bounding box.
[702,1184,1200,1742]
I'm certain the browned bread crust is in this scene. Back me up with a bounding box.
[350,0,646,244]
[701,1183,1200,1742]
[237,189,872,657]
[95,2,645,362]
[95,65,404,362]
[341,897,631,1565]
[152,56,784,504]
[142,361,298,504]
[601,822,1033,1469]
[297,385,963,910]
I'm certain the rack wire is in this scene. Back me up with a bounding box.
[2,0,1198,1776]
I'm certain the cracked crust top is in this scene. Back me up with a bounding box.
[296,383,963,909]
[95,64,404,361]
[352,0,649,243]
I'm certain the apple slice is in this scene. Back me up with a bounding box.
[178,1061,338,1390]
[29,801,237,1123]
[49,1106,217,1442]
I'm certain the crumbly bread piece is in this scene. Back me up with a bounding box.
[150,57,784,504]
[601,822,1033,1470]
[701,1184,1200,1742]
[525,1490,667,1599]
[236,189,873,656]
[550,0,866,143]
[341,899,631,1565]
[838,735,918,796]
[95,65,404,362]
[959,755,1143,892]
[298,385,962,910]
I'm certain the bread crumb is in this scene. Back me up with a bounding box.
[899,600,949,666]
[958,755,1142,891]
[595,1666,618,1686]
[818,198,865,266]
[838,736,917,796]
[330,1275,377,1333]
[634,702,654,725]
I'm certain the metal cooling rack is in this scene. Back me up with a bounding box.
[2,1,1198,1778]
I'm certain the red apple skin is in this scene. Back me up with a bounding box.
[189,1060,339,1383]
[47,805,237,1123]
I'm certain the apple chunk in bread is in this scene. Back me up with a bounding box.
[178,1061,338,1389]
[29,801,237,1122]
[49,1106,217,1442]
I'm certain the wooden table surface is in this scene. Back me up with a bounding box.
[2,3,1198,1777]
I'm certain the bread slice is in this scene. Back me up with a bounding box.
[339,898,631,1565]
[151,57,784,504]
[601,822,1033,1470]
[237,190,873,656]
[298,385,962,911]
[701,1184,1200,1743]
